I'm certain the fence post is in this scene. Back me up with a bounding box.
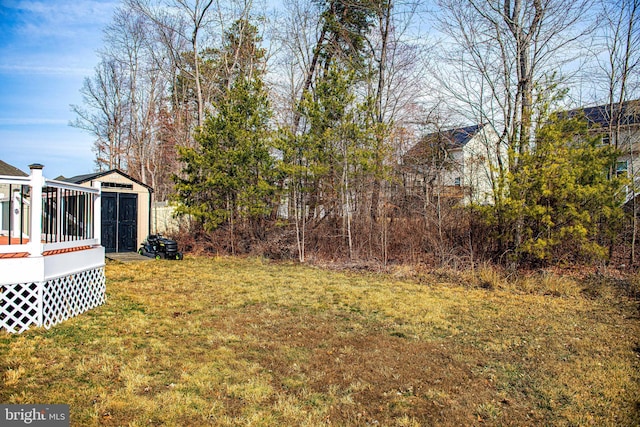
[93,181,101,245]
[28,164,44,257]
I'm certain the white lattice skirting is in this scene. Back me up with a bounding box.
[0,267,106,334]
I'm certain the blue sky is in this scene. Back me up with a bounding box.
[0,0,118,179]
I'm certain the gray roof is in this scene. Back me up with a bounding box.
[420,124,484,150]
[565,100,640,128]
[404,124,485,163]
[64,172,103,184]
[440,124,484,149]
[0,160,28,177]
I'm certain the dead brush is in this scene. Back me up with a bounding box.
[432,264,505,290]
[515,271,582,297]
[624,272,640,299]
[473,264,506,290]
[581,270,640,300]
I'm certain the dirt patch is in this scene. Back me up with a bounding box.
[213,308,535,426]
[105,252,153,263]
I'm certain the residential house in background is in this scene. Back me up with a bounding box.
[0,160,26,177]
[567,100,640,200]
[401,123,505,206]
[400,100,640,209]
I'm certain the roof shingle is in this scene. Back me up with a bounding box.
[0,160,27,177]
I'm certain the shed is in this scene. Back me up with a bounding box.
[64,169,153,253]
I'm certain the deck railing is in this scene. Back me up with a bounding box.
[0,164,105,334]
[0,165,101,256]
[0,175,31,247]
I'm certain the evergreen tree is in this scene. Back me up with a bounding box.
[278,63,377,259]
[174,20,275,234]
[482,112,627,264]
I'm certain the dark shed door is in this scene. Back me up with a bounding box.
[101,192,138,253]
[118,193,138,252]
[102,192,117,252]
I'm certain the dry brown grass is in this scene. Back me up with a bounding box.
[1,256,639,426]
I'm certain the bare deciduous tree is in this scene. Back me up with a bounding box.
[437,0,594,153]
[71,59,127,171]
[127,0,215,129]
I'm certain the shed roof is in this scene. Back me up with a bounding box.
[63,169,153,192]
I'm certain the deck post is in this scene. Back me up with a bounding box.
[93,181,101,245]
[28,164,44,257]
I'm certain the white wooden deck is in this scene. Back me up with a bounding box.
[0,165,106,333]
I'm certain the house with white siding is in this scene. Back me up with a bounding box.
[402,123,506,205]
[566,100,640,202]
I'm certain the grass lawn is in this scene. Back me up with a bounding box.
[1,256,639,426]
